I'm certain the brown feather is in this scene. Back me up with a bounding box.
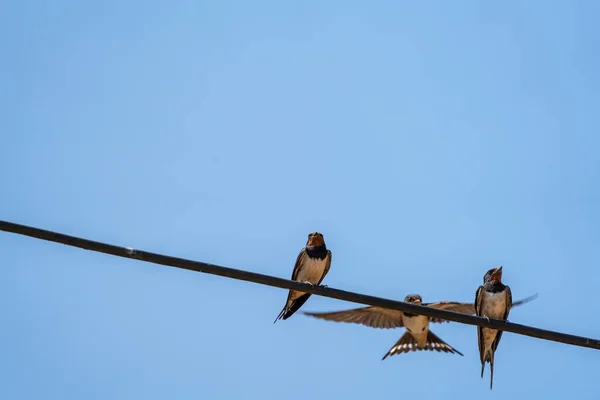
[304,306,404,329]
[425,301,476,323]
[475,286,486,365]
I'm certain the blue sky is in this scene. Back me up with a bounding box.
[2,1,600,398]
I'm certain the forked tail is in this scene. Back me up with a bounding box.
[274,293,311,323]
[382,330,463,360]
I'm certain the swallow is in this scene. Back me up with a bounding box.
[274,232,332,323]
[475,266,512,390]
[305,294,468,358]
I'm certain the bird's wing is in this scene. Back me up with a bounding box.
[304,306,404,329]
[316,250,332,286]
[423,301,476,323]
[281,248,308,307]
[492,286,513,352]
[505,286,513,319]
[290,248,307,281]
[274,248,309,323]
[475,285,486,364]
[511,293,537,308]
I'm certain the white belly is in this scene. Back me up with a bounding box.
[479,291,508,319]
[402,314,429,334]
[296,256,328,284]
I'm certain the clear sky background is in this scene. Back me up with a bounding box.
[2,1,600,399]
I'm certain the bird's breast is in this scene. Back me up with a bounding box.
[403,314,429,334]
[296,256,328,284]
[479,290,508,319]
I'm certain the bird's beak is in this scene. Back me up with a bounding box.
[308,235,324,247]
[491,266,503,282]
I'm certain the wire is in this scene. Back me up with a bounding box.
[1,219,599,351]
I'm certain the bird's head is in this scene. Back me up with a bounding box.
[484,266,503,284]
[306,232,325,247]
[404,294,423,304]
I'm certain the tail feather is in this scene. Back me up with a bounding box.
[426,331,463,356]
[489,352,495,390]
[480,348,495,390]
[382,332,415,360]
[274,307,287,324]
[382,330,462,360]
[274,293,311,323]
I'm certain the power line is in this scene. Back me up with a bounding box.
[1,219,599,351]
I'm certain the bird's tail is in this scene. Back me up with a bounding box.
[274,293,311,323]
[480,348,495,390]
[274,306,287,324]
[489,352,495,390]
[382,330,463,360]
[382,332,415,359]
[425,330,464,356]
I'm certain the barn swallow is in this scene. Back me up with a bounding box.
[305,294,468,358]
[475,266,512,390]
[274,232,332,323]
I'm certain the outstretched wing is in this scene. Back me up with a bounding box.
[511,293,537,308]
[423,301,476,323]
[304,306,404,329]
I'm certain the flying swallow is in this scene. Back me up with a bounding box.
[274,232,332,323]
[305,294,469,358]
[475,266,512,390]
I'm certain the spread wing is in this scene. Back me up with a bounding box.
[423,292,530,324]
[304,306,405,329]
[475,285,486,363]
[423,301,476,323]
[316,250,332,286]
[492,286,513,352]
[512,293,537,308]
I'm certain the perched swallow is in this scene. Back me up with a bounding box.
[475,266,512,390]
[305,294,469,358]
[274,232,332,323]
